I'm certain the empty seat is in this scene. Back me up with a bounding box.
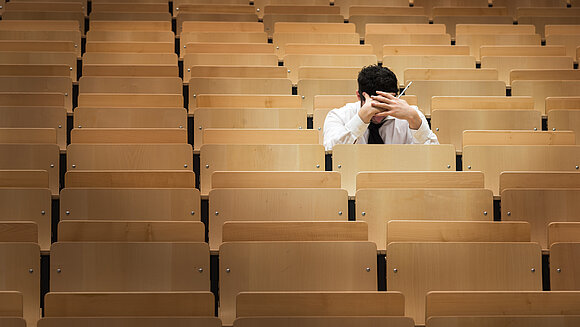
[481,56,573,86]
[194,94,301,111]
[333,144,456,196]
[388,242,542,325]
[349,6,428,37]
[79,76,182,95]
[284,54,376,85]
[0,144,59,196]
[183,54,278,82]
[273,32,360,60]
[38,317,221,327]
[64,171,195,188]
[433,8,513,40]
[548,222,580,246]
[77,94,183,108]
[431,95,534,110]
[203,129,318,147]
[58,221,205,242]
[511,80,580,115]
[516,8,580,40]
[427,316,580,327]
[384,55,477,87]
[74,108,187,129]
[0,292,24,327]
[60,188,200,221]
[219,241,377,325]
[463,131,575,147]
[0,107,66,151]
[263,14,344,38]
[365,23,450,59]
[70,129,187,144]
[235,316,413,327]
[212,171,341,189]
[176,13,259,36]
[0,75,72,112]
[297,79,359,115]
[190,66,287,79]
[223,221,367,242]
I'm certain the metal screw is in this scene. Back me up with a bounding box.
[188,69,191,72]
[276,46,279,50]
[57,268,61,273]
[72,164,76,168]
[557,268,561,273]
[58,125,62,128]
[318,127,321,130]
[507,211,511,216]
[183,45,186,48]
[184,164,188,168]
[256,8,260,12]
[65,93,68,96]
[190,211,195,216]
[467,165,471,169]
[338,211,342,215]
[435,128,439,131]
[447,165,451,169]
[483,211,487,216]
[29,269,33,274]
[553,128,556,131]
[41,211,46,215]
[576,166,579,170]
[198,268,203,273]
[531,268,536,272]
[393,268,398,273]
[337,164,342,168]
[301,96,305,99]
[366,267,371,272]
[65,211,70,215]
[78,125,82,128]
[226,268,231,273]
[215,211,219,216]
[287,70,291,73]
[534,127,537,131]
[198,126,202,130]
[205,164,209,168]
[50,164,54,168]
[316,164,320,168]
[176,7,179,10]
[299,126,302,129]
[74,44,78,48]
[179,125,183,129]
[361,211,366,216]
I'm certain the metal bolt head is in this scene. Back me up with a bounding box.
[393,268,398,273]
[557,268,562,273]
[65,93,68,96]
[287,69,291,73]
[316,164,320,168]
[447,164,451,169]
[50,164,55,168]
[41,210,46,215]
[176,7,179,10]
[435,127,439,131]
[338,211,342,216]
[190,211,195,216]
[179,125,183,129]
[198,126,202,130]
[188,69,191,72]
[467,165,472,169]
[65,210,70,215]
[507,211,511,216]
[301,96,305,99]
[366,267,371,272]
[215,211,219,216]
[72,164,76,168]
[337,164,342,168]
[57,268,61,273]
[184,164,188,168]
[205,164,209,168]
[276,46,279,49]
[256,8,260,12]
[226,268,231,273]
[553,128,556,131]
[361,211,366,216]
[576,165,579,170]
[183,45,186,48]
[483,211,487,216]
[531,268,536,272]
[299,126,302,129]
[534,127,537,131]
[75,44,78,48]
[29,269,33,274]
[58,125,62,128]
[318,127,321,130]
[198,268,203,273]
[78,125,82,128]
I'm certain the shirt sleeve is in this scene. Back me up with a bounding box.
[323,105,369,151]
[410,106,439,145]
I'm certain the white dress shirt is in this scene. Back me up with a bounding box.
[323,101,439,151]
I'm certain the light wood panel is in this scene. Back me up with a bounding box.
[58,221,205,242]
[456,34,541,61]
[404,68,496,84]
[500,172,580,193]
[82,53,177,65]
[384,55,476,86]
[298,79,359,115]
[0,170,48,188]
[463,145,580,196]
[60,188,200,221]
[464,131,575,148]
[234,316,414,327]
[388,242,542,325]
[38,317,221,327]
[189,77,292,108]
[314,95,358,109]
[82,64,179,77]
[85,41,173,53]
[0,243,40,327]
[181,21,263,34]
[263,14,344,37]
[65,171,195,188]
[66,144,193,171]
[333,144,456,196]
[431,109,541,152]
[44,292,214,317]
[546,35,580,62]
[89,12,172,23]
[212,171,341,189]
[193,108,306,151]
[517,16,580,40]
[286,44,373,56]
[284,54,376,85]
[433,16,513,40]
[86,30,175,42]
[74,108,186,129]
[546,96,580,111]
[349,8,428,36]
[512,80,580,115]
[223,221,367,242]
[3,11,85,34]
[551,242,580,290]
[0,93,64,108]
[264,5,339,15]
[50,242,210,291]
[0,291,22,317]
[203,129,317,147]
[481,56,573,86]
[0,144,59,196]
[407,80,507,115]
[0,19,80,31]
[356,171,484,190]
[427,316,580,327]
[510,69,580,84]
[431,96,534,111]
[219,241,377,325]
[79,77,182,95]
[366,34,451,59]
[357,188,493,251]
[383,45,469,56]
[176,13,258,36]
[0,106,65,149]
[208,188,348,251]
[426,291,580,319]
[298,67,361,80]
[194,94,301,110]
[71,129,187,144]
[0,40,76,56]
[174,4,255,17]
[273,32,359,59]
[0,222,37,243]
[182,43,274,56]
[236,291,403,317]
[0,75,72,112]
[387,220,530,244]
[0,64,70,78]
[480,45,566,57]
[0,128,55,145]
[502,188,580,250]
[190,66,286,79]
[180,32,267,57]
[549,222,580,246]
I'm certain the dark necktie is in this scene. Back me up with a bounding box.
[367,120,386,144]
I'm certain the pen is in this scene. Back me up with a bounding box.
[397,81,413,99]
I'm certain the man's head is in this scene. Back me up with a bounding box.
[357,65,398,103]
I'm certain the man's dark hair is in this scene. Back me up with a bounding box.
[357,65,398,101]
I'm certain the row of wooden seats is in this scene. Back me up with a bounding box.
[3,217,580,325]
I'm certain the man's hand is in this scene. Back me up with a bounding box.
[357,92,383,124]
[370,91,422,130]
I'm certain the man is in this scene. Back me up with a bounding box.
[323,65,438,151]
